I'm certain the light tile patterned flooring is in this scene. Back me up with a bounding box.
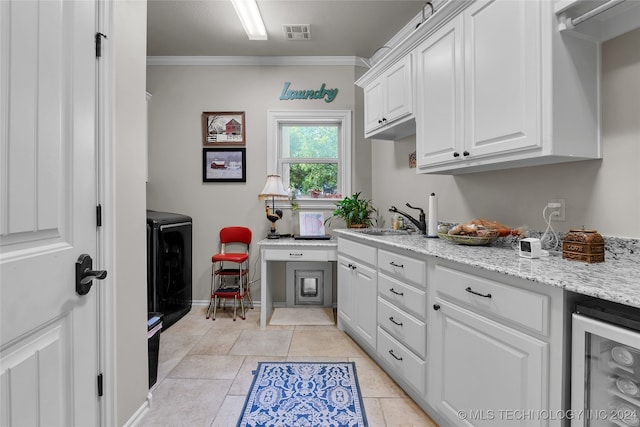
[139,306,439,427]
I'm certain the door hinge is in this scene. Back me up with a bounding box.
[95,32,108,58]
[97,373,104,397]
[96,204,102,227]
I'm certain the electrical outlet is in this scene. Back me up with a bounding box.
[548,198,565,221]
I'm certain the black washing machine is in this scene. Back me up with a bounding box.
[147,210,192,329]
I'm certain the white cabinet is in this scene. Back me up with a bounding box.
[360,55,414,140]
[376,249,428,396]
[414,15,464,166]
[429,262,565,427]
[430,299,547,426]
[415,0,600,174]
[337,238,377,351]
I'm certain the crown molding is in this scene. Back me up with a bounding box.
[146,56,370,67]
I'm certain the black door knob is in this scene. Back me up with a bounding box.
[76,254,107,296]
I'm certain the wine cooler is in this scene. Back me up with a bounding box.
[572,299,640,427]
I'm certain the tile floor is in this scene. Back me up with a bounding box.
[139,306,439,427]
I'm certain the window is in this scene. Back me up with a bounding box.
[267,110,351,208]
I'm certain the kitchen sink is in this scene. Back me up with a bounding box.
[357,229,411,236]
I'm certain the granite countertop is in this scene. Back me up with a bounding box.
[334,229,640,310]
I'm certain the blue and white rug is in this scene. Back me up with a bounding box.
[237,362,368,427]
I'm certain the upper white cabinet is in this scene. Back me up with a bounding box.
[356,0,603,174]
[414,15,465,166]
[360,55,414,140]
[416,0,600,174]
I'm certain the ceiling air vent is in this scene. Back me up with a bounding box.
[283,25,311,40]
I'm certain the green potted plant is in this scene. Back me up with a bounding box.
[325,192,377,228]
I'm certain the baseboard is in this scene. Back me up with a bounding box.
[122,392,152,427]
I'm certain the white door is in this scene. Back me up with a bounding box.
[415,15,464,169]
[430,299,547,427]
[464,0,541,156]
[383,56,412,124]
[337,256,354,327]
[363,78,384,135]
[1,0,102,426]
[353,262,377,349]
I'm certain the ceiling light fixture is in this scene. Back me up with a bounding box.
[230,0,267,40]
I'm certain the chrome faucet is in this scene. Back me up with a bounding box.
[389,203,427,234]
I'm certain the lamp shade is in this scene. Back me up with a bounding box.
[258,175,289,200]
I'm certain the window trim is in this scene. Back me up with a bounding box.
[267,110,351,209]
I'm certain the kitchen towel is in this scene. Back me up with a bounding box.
[428,193,438,237]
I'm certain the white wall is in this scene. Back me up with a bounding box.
[373,28,640,239]
[146,65,368,303]
[114,0,149,424]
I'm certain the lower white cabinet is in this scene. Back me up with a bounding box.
[429,262,566,427]
[430,298,548,427]
[337,239,377,351]
[336,236,568,427]
[377,327,426,395]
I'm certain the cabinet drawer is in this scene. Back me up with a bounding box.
[377,327,426,395]
[378,249,426,287]
[435,264,549,335]
[263,248,337,262]
[377,297,426,358]
[378,273,426,319]
[338,238,376,266]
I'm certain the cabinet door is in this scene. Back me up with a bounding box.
[416,15,464,169]
[337,256,354,326]
[363,78,384,134]
[464,0,541,157]
[430,299,548,427]
[383,56,412,124]
[354,262,377,349]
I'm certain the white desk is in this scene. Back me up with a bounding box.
[257,237,338,328]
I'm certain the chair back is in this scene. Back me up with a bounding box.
[219,226,252,253]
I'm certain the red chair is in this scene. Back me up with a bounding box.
[207,226,253,321]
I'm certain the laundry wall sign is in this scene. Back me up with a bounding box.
[279,82,338,103]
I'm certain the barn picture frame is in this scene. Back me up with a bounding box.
[202,111,245,146]
[203,147,247,183]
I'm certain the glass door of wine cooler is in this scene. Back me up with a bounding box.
[572,313,640,427]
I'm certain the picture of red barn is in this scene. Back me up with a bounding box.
[202,112,245,145]
[225,118,242,135]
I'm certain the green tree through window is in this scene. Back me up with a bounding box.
[283,125,339,196]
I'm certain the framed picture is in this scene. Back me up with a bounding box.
[202,111,245,145]
[203,148,246,182]
[299,212,326,236]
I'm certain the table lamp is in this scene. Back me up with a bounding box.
[258,175,289,239]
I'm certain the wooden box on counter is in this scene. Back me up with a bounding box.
[562,229,605,263]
